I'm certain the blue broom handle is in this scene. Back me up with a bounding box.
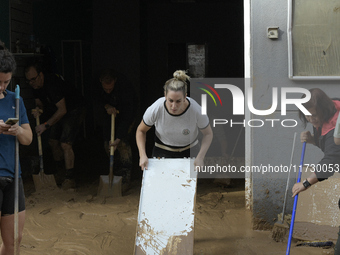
[14,85,20,255]
[15,85,20,101]
[286,142,306,255]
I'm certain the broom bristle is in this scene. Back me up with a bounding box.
[272,222,289,242]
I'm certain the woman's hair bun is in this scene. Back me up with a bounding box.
[173,70,190,81]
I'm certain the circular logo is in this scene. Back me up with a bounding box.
[182,129,190,135]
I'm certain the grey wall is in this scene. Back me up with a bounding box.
[251,0,339,228]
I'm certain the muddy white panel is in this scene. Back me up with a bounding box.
[134,158,197,255]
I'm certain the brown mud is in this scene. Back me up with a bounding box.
[1,178,329,255]
[9,139,333,254]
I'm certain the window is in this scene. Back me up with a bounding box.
[288,0,340,80]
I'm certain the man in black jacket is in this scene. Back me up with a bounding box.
[25,61,86,189]
[98,69,135,191]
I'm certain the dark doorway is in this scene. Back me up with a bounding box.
[140,0,244,157]
[167,43,187,79]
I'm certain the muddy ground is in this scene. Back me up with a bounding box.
[12,179,331,255]
[6,138,334,254]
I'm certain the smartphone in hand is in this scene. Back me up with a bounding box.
[5,118,19,125]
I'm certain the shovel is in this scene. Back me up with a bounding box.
[32,113,57,190]
[98,113,122,197]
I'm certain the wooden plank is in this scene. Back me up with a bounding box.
[135,158,197,255]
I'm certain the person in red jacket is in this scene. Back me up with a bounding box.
[292,88,340,255]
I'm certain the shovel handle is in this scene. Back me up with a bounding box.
[110,114,115,156]
[35,115,44,174]
[109,114,115,186]
[36,116,43,156]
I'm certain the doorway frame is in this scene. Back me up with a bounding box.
[244,0,252,210]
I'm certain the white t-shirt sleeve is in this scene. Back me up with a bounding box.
[197,112,209,129]
[190,98,209,129]
[143,97,164,127]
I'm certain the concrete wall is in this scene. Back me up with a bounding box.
[250,0,340,228]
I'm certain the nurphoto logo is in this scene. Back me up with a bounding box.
[189,78,312,179]
[192,78,312,128]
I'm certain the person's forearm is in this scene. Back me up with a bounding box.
[17,124,32,145]
[306,172,319,185]
[136,130,147,157]
[47,108,67,126]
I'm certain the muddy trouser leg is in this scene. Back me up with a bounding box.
[114,140,132,185]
